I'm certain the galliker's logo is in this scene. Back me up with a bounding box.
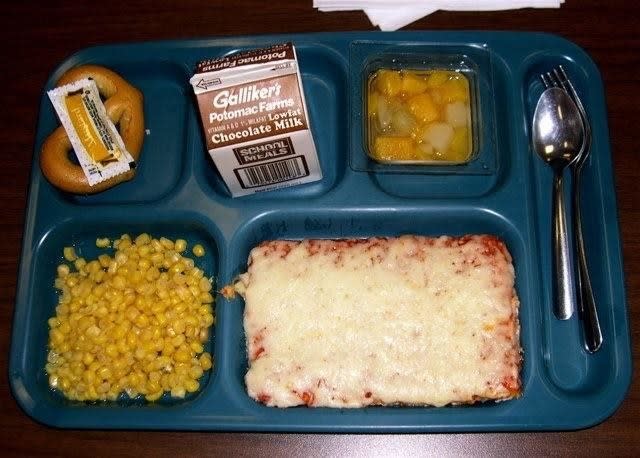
[233,137,295,165]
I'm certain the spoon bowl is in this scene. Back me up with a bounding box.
[532,87,584,320]
[533,87,584,168]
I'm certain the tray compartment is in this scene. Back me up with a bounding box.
[224,206,533,413]
[35,59,191,205]
[522,53,619,394]
[10,213,226,425]
[193,44,348,202]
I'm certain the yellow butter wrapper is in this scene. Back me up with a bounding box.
[64,92,118,163]
[48,79,135,187]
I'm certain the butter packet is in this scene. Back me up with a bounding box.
[47,79,136,186]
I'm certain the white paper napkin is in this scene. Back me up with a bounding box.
[314,1,564,30]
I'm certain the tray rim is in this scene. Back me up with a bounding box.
[9,30,632,433]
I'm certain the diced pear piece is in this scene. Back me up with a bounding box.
[445,101,469,127]
[391,107,416,136]
[421,122,454,153]
[377,95,392,130]
[416,141,435,160]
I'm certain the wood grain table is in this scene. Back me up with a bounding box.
[1,1,638,455]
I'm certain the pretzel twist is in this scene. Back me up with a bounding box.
[40,65,144,194]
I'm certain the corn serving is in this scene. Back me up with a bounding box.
[46,234,214,402]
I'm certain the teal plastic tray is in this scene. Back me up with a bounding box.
[10,31,631,432]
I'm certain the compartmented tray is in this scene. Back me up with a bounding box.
[10,31,631,432]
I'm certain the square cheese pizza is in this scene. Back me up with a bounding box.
[236,235,522,408]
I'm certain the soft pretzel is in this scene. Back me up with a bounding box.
[40,65,145,194]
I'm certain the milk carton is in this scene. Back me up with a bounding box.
[190,43,322,197]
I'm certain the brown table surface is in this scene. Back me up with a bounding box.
[2,0,638,455]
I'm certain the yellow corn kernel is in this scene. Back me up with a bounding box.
[105,344,119,359]
[138,244,151,257]
[159,237,174,250]
[113,251,128,265]
[50,328,65,346]
[96,366,112,381]
[189,341,204,354]
[85,324,101,338]
[125,306,140,322]
[59,377,71,391]
[174,239,187,253]
[172,332,187,348]
[199,353,213,371]
[145,391,163,402]
[58,321,71,335]
[199,292,214,304]
[48,317,60,328]
[57,264,70,278]
[192,244,205,257]
[63,246,77,262]
[96,237,110,248]
[171,386,186,398]
[134,313,150,329]
[74,258,87,271]
[189,365,204,380]
[202,313,214,328]
[174,349,191,363]
[126,331,137,349]
[150,252,164,265]
[135,233,151,246]
[150,239,163,253]
[185,379,199,393]
[198,277,212,293]
[82,352,95,366]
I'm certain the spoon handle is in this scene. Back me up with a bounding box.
[573,170,603,351]
[552,168,575,320]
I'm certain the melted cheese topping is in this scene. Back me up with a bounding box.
[238,235,521,408]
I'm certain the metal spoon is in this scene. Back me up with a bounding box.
[532,87,585,320]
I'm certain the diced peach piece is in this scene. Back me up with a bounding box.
[372,136,416,161]
[425,70,449,88]
[375,70,403,97]
[448,127,471,162]
[439,77,470,103]
[401,73,427,96]
[407,93,439,123]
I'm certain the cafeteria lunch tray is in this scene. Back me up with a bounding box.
[10,32,631,432]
